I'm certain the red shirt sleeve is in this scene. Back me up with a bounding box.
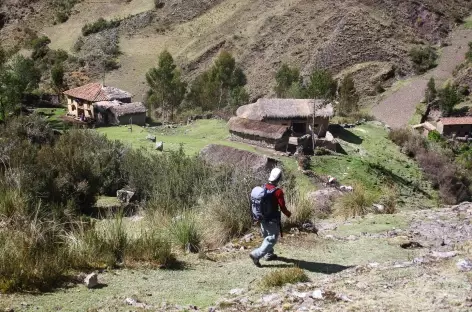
[275,188,290,217]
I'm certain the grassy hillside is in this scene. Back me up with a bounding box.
[98,120,436,208]
[2,0,471,100]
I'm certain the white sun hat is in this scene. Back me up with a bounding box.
[268,168,282,182]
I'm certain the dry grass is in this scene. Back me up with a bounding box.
[334,184,377,219]
[283,193,315,229]
[260,267,309,289]
[380,186,398,214]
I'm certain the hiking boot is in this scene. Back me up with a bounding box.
[264,254,278,261]
[249,254,262,268]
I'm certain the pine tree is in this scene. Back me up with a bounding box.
[425,77,437,105]
[274,64,301,98]
[338,75,359,116]
[146,50,186,120]
[307,69,337,99]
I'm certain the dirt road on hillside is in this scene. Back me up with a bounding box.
[372,27,472,128]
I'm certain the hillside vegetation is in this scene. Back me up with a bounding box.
[1,0,471,99]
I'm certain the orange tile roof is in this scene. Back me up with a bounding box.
[63,83,132,102]
[439,117,472,126]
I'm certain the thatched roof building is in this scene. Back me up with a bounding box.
[228,117,289,140]
[109,102,147,117]
[236,99,334,121]
[200,144,278,172]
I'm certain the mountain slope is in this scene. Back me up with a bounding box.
[1,0,471,100]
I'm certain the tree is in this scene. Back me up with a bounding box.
[145,50,186,120]
[51,63,65,95]
[306,69,337,99]
[0,55,41,120]
[338,75,359,116]
[187,51,248,111]
[274,64,302,98]
[438,83,462,117]
[425,77,437,105]
[409,45,437,74]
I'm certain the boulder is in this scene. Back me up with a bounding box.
[155,141,163,151]
[200,144,278,172]
[117,189,135,204]
[431,251,457,259]
[456,259,472,272]
[146,134,156,142]
[84,273,98,288]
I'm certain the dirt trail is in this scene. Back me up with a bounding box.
[371,27,472,128]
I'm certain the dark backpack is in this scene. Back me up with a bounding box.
[250,185,277,221]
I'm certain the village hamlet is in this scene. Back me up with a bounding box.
[229,98,337,153]
[64,83,147,126]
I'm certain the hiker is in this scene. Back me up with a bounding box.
[249,168,292,267]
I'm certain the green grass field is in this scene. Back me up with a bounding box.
[97,120,435,208]
[34,107,69,131]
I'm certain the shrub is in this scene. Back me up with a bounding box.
[282,193,314,229]
[379,186,397,214]
[428,130,442,142]
[334,184,377,218]
[0,217,69,292]
[388,128,414,147]
[73,37,84,52]
[154,0,165,9]
[55,11,69,23]
[260,267,309,289]
[82,18,121,36]
[126,229,174,268]
[170,213,201,253]
[409,45,438,74]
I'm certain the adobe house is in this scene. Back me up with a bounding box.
[63,83,132,121]
[437,117,472,137]
[412,121,437,137]
[228,117,291,150]
[230,98,334,151]
[236,98,333,137]
[94,101,147,126]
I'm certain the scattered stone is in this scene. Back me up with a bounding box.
[262,293,279,303]
[229,288,245,296]
[4,308,14,312]
[116,189,135,204]
[346,235,358,241]
[431,251,458,259]
[368,262,380,268]
[400,241,423,249]
[456,259,472,272]
[241,233,254,243]
[124,297,150,309]
[373,203,385,213]
[414,257,427,264]
[146,134,156,142]
[84,273,98,289]
[155,141,164,151]
[312,289,324,300]
[292,291,307,298]
[337,294,353,302]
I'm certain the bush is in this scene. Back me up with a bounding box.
[55,11,69,23]
[379,186,397,214]
[170,212,201,253]
[282,193,314,230]
[260,267,309,289]
[82,18,121,36]
[409,45,438,74]
[0,218,69,292]
[334,184,377,218]
[428,130,442,142]
[388,128,414,146]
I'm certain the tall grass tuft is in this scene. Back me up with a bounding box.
[334,184,377,218]
[260,267,309,289]
[283,193,314,229]
[170,212,201,253]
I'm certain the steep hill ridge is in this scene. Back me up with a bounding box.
[1,0,471,100]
